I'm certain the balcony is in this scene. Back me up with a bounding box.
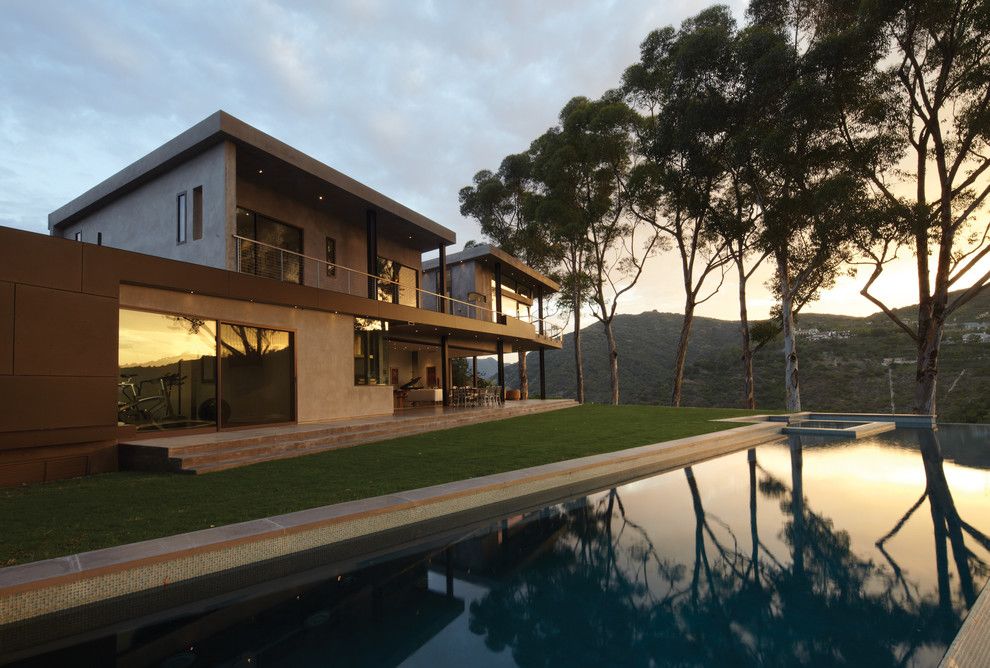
[233,234,563,343]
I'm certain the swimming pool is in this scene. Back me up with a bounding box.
[6,425,989,667]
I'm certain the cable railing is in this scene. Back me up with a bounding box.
[233,235,563,342]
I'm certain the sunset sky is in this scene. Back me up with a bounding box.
[2,1,985,323]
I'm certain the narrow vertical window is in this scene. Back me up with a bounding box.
[97,232,103,246]
[326,236,336,276]
[177,192,187,244]
[192,186,203,240]
[73,232,81,241]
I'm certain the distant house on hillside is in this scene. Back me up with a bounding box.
[963,332,990,343]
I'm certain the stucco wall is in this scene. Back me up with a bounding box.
[119,285,393,423]
[58,142,233,269]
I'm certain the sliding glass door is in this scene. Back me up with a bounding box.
[219,324,295,426]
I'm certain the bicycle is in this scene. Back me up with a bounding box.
[117,372,186,428]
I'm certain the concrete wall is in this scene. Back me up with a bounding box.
[388,346,443,389]
[120,285,394,423]
[58,142,233,269]
[236,176,422,299]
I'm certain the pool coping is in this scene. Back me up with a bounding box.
[940,578,990,668]
[0,418,784,627]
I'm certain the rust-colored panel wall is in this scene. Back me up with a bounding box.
[0,229,82,291]
[0,227,119,486]
[0,376,117,434]
[0,281,13,375]
[13,285,118,377]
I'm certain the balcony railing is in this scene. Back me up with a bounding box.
[233,235,563,342]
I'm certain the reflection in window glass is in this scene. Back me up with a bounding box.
[377,258,418,307]
[118,309,217,431]
[236,207,303,284]
[354,318,389,385]
[220,324,295,426]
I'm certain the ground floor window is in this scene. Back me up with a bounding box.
[220,324,295,426]
[118,309,295,431]
[118,309,218,431]
[354,318,389,385]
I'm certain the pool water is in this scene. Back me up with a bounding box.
[8,426,990,667]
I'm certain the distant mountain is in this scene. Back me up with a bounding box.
[500,289,990,423]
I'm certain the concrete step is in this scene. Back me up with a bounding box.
[178,399,578,473]
[165,399,576,457]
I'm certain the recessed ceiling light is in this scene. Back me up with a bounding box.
[257,169,263,174]
[319,195,324,200]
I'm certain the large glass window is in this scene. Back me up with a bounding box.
[377,258,418,307]
[354,318,389,385]
[236,207,303,284]
[220,324,295,426]
[118,309,218,431]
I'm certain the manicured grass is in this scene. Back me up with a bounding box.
[0,405,767,566]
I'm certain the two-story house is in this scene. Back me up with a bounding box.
[0,111,563,484]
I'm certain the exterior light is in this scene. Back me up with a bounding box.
[257,169,263,174]
[319,195,324,200]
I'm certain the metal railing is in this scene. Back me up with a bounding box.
[233,235,563,342]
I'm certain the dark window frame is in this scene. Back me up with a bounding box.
[177,192,187,244]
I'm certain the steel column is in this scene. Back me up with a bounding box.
[440,335,449,406]
[539,346,546,400]
[366,210,378,299]
[496,338,505,403]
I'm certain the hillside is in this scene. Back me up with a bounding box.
[495,289,990,423]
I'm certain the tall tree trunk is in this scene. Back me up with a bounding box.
[518,350,528,400]
[777,253,801,412]
[670,299,695,407]
[913,311,943,415]
[604,319,620,405]
[737,258,756,409]
[572,270,585,404]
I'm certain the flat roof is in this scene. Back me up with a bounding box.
[48,111,456,245]
[423,243,560,293]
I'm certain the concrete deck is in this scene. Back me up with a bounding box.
[940,579,990,667]
[0,418,784,653]
[120,399,578,473]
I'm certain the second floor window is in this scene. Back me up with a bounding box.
[377,257,418,307]
[236,207,303,284]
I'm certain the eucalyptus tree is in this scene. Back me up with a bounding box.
[737,1,867,412]
[553,94,659,405]
[823,0,990,415]
[460,154,559,399]
[710,166,769,409]
[623,7,737,407]
[527,95,647,404]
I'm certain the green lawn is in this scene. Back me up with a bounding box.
[0,405,767,566]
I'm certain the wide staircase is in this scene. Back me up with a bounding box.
[119,399,578,474]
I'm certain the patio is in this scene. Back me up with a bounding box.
[119,399,578,474]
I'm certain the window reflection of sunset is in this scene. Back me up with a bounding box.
[118,309,216,368]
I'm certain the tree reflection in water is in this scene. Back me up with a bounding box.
[469,432,986,667]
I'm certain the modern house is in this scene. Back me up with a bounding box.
[0,111,562,485]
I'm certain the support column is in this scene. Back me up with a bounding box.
[494,261,504,324]
[440,335,449,406]
[537,286,545,335]
[496,338,505,403]
[437,243,447,313]
[472,355,478,388]
[366,210,378,299]
[539,346,546,400]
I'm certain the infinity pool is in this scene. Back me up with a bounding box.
[7,425,990,667]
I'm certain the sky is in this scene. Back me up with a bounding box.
[0,0,975,323]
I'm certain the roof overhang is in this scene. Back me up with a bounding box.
[48,111,456,246]
[423,244,560,293]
